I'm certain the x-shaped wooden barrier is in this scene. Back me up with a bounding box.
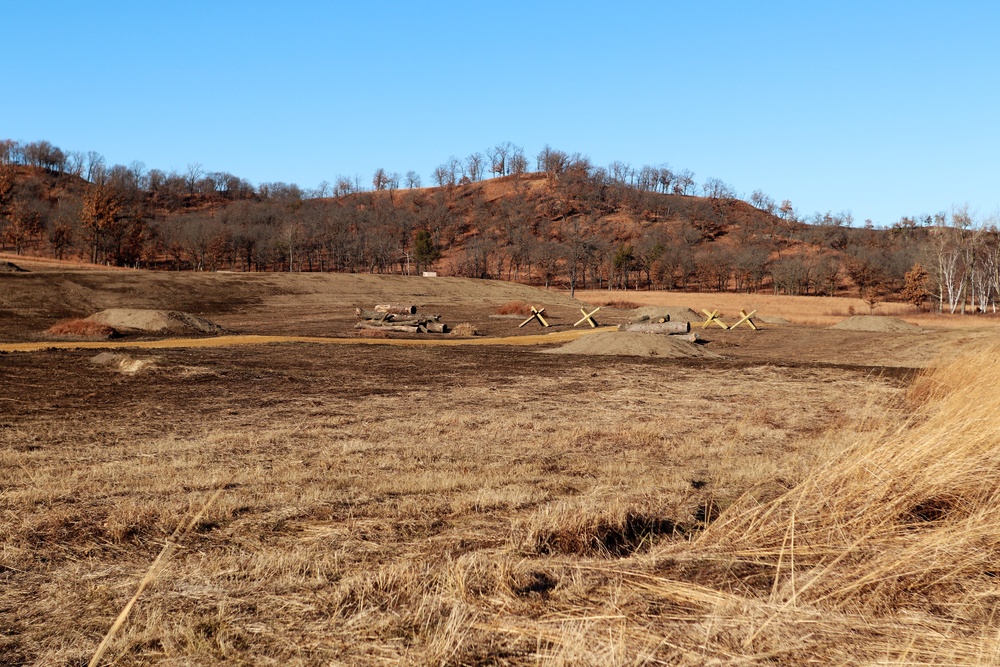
[731,309,758,330]
[573,307,600,328]
[700,309,729,330]
[519,306,550,328]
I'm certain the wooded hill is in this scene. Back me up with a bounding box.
[0,138,994,312]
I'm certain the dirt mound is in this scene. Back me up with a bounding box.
[631,306,702,323]
[830,316,921,333]
[542,331,721,358]
[84,309,225,335]
[89,352,158,374]
[0,261,26,272]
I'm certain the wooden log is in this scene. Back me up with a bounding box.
[353,322,419,333]
[424,321,448,333]
[618,321,690,334]
[374,304,417,315]
[356,308,389,321]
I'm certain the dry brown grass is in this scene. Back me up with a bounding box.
[0,344,890,665]
[45,318,117,338]
[495,300,534,316]
[10,256,1000,666]
[576,289,1000,329]
[591,298,642,310]
[449,322,478,336]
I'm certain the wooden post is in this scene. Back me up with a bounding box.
[574,307,600,328]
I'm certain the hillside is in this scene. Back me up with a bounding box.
[0,140,986,313]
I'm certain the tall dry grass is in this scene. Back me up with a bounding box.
[619,340,1000,663]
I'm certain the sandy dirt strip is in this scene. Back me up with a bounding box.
[0,327,617,353]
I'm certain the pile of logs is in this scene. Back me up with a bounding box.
[355,304,449,334]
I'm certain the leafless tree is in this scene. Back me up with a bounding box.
[465,153,485,181]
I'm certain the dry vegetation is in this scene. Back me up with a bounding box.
[494,302,533,317]
[4,269,1000,665]
[45,318,117,338]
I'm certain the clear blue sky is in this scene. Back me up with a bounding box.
[5,1,999,226]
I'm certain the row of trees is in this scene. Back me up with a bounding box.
[3,137,1000,313]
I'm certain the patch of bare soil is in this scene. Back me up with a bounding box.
[0,261,26,272]
[631,305,703,322]
[543,331,722,358]
[85,309,226,335]
[830,315,922,333]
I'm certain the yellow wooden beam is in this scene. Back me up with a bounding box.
[700,309,729,330]
[731,309,759,330]
[574,307,600,327]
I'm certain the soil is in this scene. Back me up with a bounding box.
[830,315,923,333]
[543,331,721,358]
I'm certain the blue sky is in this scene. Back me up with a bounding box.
[5,1,999,225]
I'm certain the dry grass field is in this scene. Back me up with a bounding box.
[4,263,1000,665]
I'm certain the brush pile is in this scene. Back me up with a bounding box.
[354,304,449,334]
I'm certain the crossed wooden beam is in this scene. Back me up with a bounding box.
[573,307,600,328]
[731,309,758,330]
[700,309,728,329]
[701,308,758,330]
[519,306,550,328]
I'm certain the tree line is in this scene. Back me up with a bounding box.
[1,137,997,312]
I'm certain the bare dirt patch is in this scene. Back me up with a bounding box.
[543,330,721,358]
[830,315,923,333]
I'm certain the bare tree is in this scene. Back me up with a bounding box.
[405,171,421,188]
[671,169,695,195]
[507,145,528,177]
[372,167,390,191]
[465,153,485,182]
[184,163,204,193]
[703,177,735,199]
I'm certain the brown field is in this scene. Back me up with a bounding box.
[4,266,1000,665]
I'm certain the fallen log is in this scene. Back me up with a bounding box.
[424,321,448,333]
[354,322,419,333]
[374,304,417,315]
[619,321,690,334]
